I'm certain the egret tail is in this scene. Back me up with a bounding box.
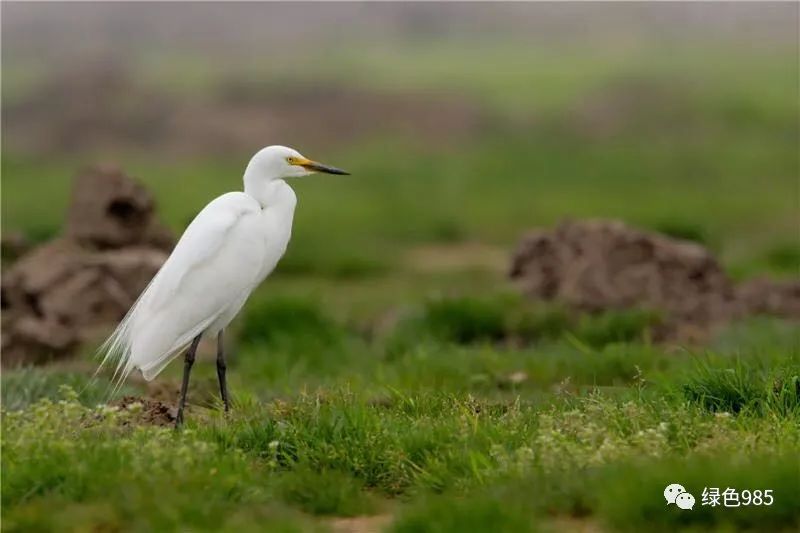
[95,272,216,394]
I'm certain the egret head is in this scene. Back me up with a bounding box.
[247,145,349,180]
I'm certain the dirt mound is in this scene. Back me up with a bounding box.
[736,277,800,319]
[509,219,799,341]
[2,167,172,366]
[115,396,177,426]
[66,165,174,250]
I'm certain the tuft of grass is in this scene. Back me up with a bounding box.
[391,489,537,533]
[386,296,508,356]
[276,246,391,279]
[682,362,760,414]
[575,309,661,348]
[276,467,377,516]
[682,359,800,416]
[387,295,658,357]
[765,242,800,274]
[768,371,800,417]
[419,296,509,344]
[239,297,345,350]
[595,455,800,532]
[387,295,571,354]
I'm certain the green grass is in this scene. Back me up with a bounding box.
[682,360,800,416]
[3,345,799,531]
[3,306,800,531]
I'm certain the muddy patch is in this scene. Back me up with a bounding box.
[115,396,177,426]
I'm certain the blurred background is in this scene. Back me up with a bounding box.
[2,2,798,340]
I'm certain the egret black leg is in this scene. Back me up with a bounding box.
[216,329,230,413]
[175,334,202,428]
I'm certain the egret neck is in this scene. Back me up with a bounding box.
[243,166,295,210]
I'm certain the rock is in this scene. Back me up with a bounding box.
[2,240,168,366]
[65,166,174,251]
[2,168,172,367]
[509,219,796,342]
[736,277,800,319]
[1,315,78,366]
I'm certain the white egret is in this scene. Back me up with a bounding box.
[98,145,349,425]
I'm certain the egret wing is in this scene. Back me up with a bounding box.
[146,192,259,312]
[99,192,264,384]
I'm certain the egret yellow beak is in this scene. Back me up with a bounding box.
[294,157,350,175]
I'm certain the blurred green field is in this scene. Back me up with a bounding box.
[2,27,800,533]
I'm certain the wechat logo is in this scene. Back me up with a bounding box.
[664,483,695,510]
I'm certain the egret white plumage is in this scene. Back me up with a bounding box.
[98,145,349,426]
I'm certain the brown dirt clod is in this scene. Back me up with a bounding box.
[2,167,172,367]
[66,166,174,251]
[115,396,178,426]
[509,219,799,342]
[736,277,800,319]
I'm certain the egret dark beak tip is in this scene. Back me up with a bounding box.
[323,166,350,175]
[304,161,350,175]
